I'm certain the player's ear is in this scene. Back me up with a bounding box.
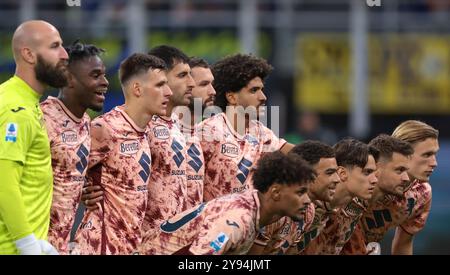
[66,72,75,89]
[225,91,237,106]
[21,47,36,64]
[337,166,347,182]
[270,183,281,201]
[132,81,142,97]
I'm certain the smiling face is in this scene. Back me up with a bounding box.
[309,157,340,202]
[68,55,109,112]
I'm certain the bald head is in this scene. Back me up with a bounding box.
[12,20,65,62]
[12,20,69,90]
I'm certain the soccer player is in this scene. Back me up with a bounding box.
[344,121,438,255]
[197,54,294,202]
[303,138,378,254]
[177,57,214,208]
[249,141,339,255]
[142,151,315,255]
[137,45,197,253]
[74,53,172,254]
[0,20,68,255]
[40,41,109,254]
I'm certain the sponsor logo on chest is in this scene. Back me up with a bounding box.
[120,140,140,155]
[153,125,170,140]
[220,142,239,158]
[61,130,78,145]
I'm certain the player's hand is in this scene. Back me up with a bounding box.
[366,242,381,255]
[81,185,104,210]
[15,234,59,255]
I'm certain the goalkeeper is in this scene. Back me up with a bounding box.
[0,20,69,255]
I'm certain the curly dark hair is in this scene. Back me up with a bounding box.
[148,45,189,70]
[369,134,413,161]
[290,140,335,166]
[65,40,105,66]
[253,151,316,193]
[211,54,273,110]
[118,53,166,85]
[333,138,379,169]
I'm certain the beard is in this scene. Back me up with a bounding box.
[35,54,68,88]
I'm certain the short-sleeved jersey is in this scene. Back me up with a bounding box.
[342,180,432,254]
[40,96,91,254]
[196,113,286,201]
[0,76,53,254]
[75,106,151,255]
[141,190,261,255]
[253,203,315,255]
[303,197,367,255]
[297,200,337,253]
[140,115,189,252]
[178,121,205,209]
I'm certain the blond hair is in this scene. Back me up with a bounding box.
[392,120,438,145]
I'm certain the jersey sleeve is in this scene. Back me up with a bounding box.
[400,186,432,235]
[0,111,35,164]
[260,124,287,153]
[189,213,246,255]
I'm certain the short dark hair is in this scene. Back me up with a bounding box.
[188,57,209,69]
[118,53,166,86]
[333,138,379,169]
[253,151,316,193]
[290,140,335,166]
[65,40,105,66]
[148,45,189,70]
[211,54,273,110]
[369,134,414,161]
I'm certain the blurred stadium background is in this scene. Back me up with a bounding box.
[0,0,449,254]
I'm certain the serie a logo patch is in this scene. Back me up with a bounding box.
[5,123,18,142]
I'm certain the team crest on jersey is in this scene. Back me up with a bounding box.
[61,130,78,146]
[5,123,18,142]
[220,142,239,158]
[153,125,170,140]
[245,134,259,146]
[120,140,140,155]
[210,232,229,252]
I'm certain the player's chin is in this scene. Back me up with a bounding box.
[89,102,104,112]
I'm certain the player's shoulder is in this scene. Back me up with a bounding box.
[405,180,432,201]
[197,113,224,128]
[0,101,36,124]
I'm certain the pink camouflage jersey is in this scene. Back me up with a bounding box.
[141,190,261,255]
[196,113,286,201]
[342,179,432,254]
[40,96,90,254]
[303,197,367,255]
[74,106,151,255]
[297,200,338,253]
[178,120,205,209]
[140,115,190,252]
[253,203,315,255]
